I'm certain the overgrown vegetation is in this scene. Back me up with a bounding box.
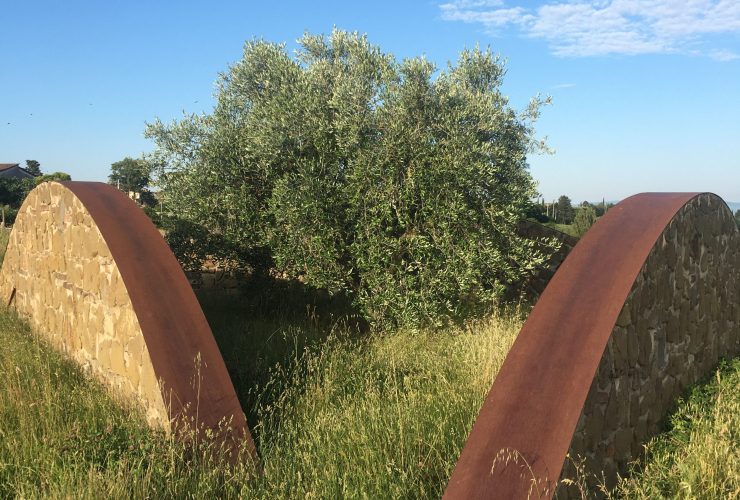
[573,204,597,237]
[231,304,521,498]
[147,29,553,328]
[613,358,740,499]
[0,294,522,498]
[1,293,737,498]
[0,308,256,498]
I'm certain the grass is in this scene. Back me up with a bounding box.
[241,311,520,497]
[612,358,740,499]
[0,226,10,265]
[0,284,522,498]
[196,286,523,498]
[0,308,258,498]
[0,272,737,498]
[544,221,580,238]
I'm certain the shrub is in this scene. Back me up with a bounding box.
[147,29,552,327]
[573,205,597,237]
[0,178,34,208]
[34,172,71,185]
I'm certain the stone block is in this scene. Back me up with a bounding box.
[614,427,633,460]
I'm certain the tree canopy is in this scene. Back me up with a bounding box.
[573,205,597,237]
[556,195,575,224]
[146,29,552,327]
[108,157,151,193]
[0,178,33,208]
[24,160,41,176]
[34,172,71,185]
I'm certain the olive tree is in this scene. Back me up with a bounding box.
[146,29,553,327]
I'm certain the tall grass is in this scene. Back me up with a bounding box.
[1,278,737,498]
[196,286,523,497]
[0,308,257,498]
[0,226,10,265]
[245,312,520,498]
[0,290,522,498]
[613,358,740,499]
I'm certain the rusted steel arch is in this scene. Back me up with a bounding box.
[63,182,256,457]
[4,181,256,459]
[444,192,737,499]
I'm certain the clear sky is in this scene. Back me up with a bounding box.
[2,0,739,202]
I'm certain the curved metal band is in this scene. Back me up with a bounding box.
[443,192,720,498]
[61,182,255,456]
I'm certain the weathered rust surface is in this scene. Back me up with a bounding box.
[444,193,705,499]
[62,182,256,458]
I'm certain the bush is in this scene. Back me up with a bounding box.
[147,29,552,327]
[0,178,34,208]
[573,206,597,237]
[34,172,71,185]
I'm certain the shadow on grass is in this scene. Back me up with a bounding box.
[196,275,367,448]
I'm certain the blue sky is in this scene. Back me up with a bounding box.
[1,0,739,202]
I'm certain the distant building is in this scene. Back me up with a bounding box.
[0,163,36,180]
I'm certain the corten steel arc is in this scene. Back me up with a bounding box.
[64,182,256,457]
[444,192,736,499]
[1,181,256,459]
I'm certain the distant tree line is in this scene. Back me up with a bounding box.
[526,195,613,237]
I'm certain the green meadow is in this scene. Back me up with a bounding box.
[0,287,737,498]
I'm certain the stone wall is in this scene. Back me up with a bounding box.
[516,220,579,300]
[564,193,740,493]
[0,182,169,427]
[0,182,255,459]
[186,268,246,294]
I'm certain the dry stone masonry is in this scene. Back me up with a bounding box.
[563,193,740,494]
[0,181,257,461]
[0,182,170,427]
